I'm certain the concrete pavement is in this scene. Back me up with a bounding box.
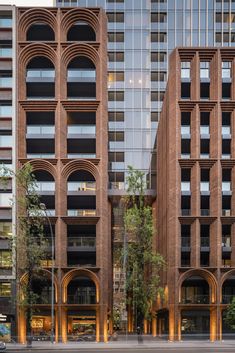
[4,340,235,351]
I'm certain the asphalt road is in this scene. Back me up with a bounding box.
[5,348,235,353]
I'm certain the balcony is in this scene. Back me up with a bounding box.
[222,126,231,139]
[201,209,210,216]
[181,182,191,195]
[67,289,96,304]
[35,181,55,194]
[222,182,232,195]
[222,209,231,216]
[181,295,210,304]
[181,126,191,139]
[67,181,96,194]
[181,237,191,251]
[181,209,191,216]
[67,70,96,82]
[67,237,96,252]
[27,125,55,138]
[26,69,55,83]
[200,237,210,252]
[200,126,210,139]
[27,153,55,159]
[67,153,96,159]
[222,294,234,304]
[222,237,231,252]
[67,209,97,217]
[67,125,96,138]
[200,182,210,195]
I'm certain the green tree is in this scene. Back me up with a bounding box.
[123,166,165,330]
[225,297,235,330]
[0,163,49,347]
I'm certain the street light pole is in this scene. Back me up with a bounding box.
[40,203,55,344]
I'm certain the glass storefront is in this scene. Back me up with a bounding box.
[181,310,210,340]
[67,311,96,341]
[31,313,52,341]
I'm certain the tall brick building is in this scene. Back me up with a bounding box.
[156,48,235,340]
[1,5,111,342]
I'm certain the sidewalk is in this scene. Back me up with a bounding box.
[5,340,235,351]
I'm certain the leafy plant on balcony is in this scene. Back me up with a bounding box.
[0,163,50,347]
[225,296,235,330]
[123,166,165,331]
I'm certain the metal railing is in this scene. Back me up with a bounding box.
[67,209,96,217]
[67,291,96,304]
[67,237,96,248]
[35,182,55,192]
[181,294,210,304]
[67,125,96,134]
[26,69,55,79]
[67,182,96,192]
[181,209,191,216]
[181,237,191,247]
[27,126,55,135]
[67,154,96,159]
[222,294,235,304]
[201,237,210,247]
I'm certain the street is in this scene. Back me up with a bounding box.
[5,349,235,353]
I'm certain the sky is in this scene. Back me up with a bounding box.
[0,0,53,6]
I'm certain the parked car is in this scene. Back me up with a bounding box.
[0,342,6,351]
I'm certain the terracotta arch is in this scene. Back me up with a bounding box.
[20,269,58,303]
[18,43,57,68]
[178,268,218,303]
[61,43,99,69]
[61,159,99,182]
[18,8,57,41]
[61,8,99,41]
[220,269,235,302]
[23,160,56,180]
[61,268,100,304]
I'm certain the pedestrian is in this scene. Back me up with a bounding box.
[137,326,143,344]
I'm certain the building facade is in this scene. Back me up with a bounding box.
[156,47,235,341]
[0,5,16,341]
[0,5,111,343]
[55,0,235,191]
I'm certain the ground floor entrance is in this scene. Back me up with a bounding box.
[67,311,96,341]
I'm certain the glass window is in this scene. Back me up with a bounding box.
[151,13,167,23]
[151,32,167,42]
[222,182,231,191]
[0,46,12,58]
[181,62,191,79]
[200,62,210,79]
[108,91,124,101]
[0,194,12,207]
[108,112,124,121]
[151,112,160,122]
[181,126,190,135]
[222,62,231,79]
[0,135,12,147]
[109,131,124,141]
[151,91,164,101]
[107,13,124,23]
[151,52,166,62]
[0,18,12,28]
[0,222,12,238]
[181,182,190,192]
[108,32,124,42]
[108,0,124,2]
[109,152,124,162]
[0,105,12,117]
[151,71,166,81]
[0,251,12,268]
[200,182,210,192]
[108,52,124,62]
[0,283,11,297]
[108,71,124,82]
[200,126,210,135]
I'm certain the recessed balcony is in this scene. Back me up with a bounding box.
[26,57,55,99]
[67,125,96,138]
[26,125,55,138]
[67,237,96,252]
